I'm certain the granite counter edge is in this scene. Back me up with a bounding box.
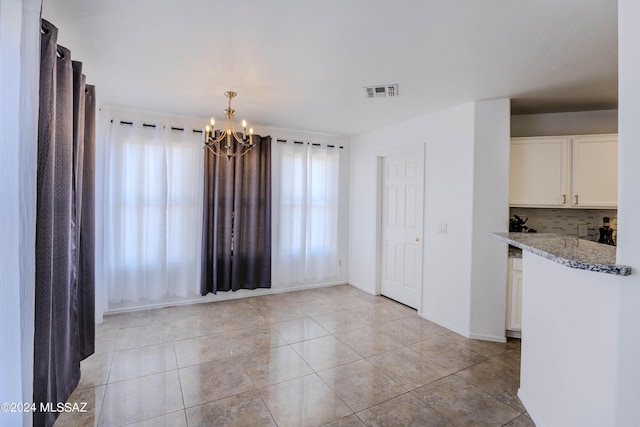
[492,233,632,276]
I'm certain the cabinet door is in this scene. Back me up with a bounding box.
[509,271,523,331]
[510,137,569,207]
[506,257,523,332]
[571,135,618,208]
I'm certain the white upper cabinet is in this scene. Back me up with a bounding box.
[571,135,618,208]
[509,137,569,207]
[509,134,618,208]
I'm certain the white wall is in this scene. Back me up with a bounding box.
[420,104,475,335]
[349,100,510,339]
[0,1,40,426]
[94,104,109,322]
[511,109,618,137]
[469,99,511,340]
[518,253,621,427]
[348,104,474,311]
[614,0,640,424]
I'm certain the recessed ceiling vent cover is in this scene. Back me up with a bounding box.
[364,84,398,98]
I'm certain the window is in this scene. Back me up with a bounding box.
[274,141,340,284]
[105,122,203,302]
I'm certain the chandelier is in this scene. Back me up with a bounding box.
[203,91,256,158]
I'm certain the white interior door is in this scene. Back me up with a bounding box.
[380,150,424,309]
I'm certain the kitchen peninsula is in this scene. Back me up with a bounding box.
[494,232,631,276]
[493,232,633,426]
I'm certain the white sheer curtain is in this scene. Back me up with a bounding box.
[105,121,203,302]
[274,141,340,285]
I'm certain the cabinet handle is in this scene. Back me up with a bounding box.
[562,194,566,204]
[574,194,578,205]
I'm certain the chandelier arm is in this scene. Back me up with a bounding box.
[205,134,252,152]
[205,131,248,145]
[230,130,248,144]
[207,132,227,144]
[204,143,255,158]
[235,145,251,157]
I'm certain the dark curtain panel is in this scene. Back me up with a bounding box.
[231,137,272,289]
[201,137,235,295]
[78,84,96,359]
[34,20,95,427]
[201,136,272,294]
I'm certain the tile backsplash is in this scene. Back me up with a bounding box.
[510,207,617,242]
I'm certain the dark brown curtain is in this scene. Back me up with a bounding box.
[78,83,96,359]
[201,136,271,294]
[34,19,95,427]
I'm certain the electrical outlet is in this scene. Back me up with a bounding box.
[578,224,588,237]
[437,223,448,234]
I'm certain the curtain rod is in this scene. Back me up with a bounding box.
[110,120,202,133]
[109,122,343,148]
[276,138,343,149]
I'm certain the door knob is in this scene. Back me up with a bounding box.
[415,237,420,241]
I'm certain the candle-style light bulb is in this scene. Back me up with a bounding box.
[242,119,247,139]
[210,118,215,128]
[249,127,254,146]
[204,125,210,142]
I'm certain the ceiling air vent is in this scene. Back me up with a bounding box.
[364,84,398,98]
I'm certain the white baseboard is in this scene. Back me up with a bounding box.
[417,313,508,343]
[468,332,507,343]
[506,329,521,339]
[345,280,376,296]
[517,388,542,427]
[106,280,349,315]
[418,312,464,336]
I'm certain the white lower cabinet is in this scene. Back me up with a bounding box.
[506,256,523,336]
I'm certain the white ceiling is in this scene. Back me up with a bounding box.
[42,0,618,136]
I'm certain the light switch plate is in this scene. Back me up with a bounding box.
[437,223,448,234]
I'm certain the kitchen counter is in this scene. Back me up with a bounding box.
[493,232,631,276]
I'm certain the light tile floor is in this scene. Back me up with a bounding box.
[53,284,535,427]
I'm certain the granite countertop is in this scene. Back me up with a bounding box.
[493,232,631,276]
